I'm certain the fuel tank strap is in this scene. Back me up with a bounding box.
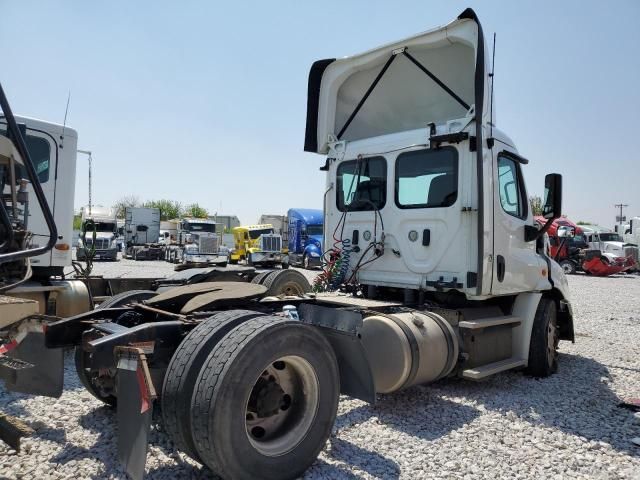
[381,313,420,390]
[421,311,457,379]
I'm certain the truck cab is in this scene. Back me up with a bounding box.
[0,116,77,276]
[305,9,573,377]
[581,225,638,267]
[230,224,286,267]
[287,208,323,269]
[76,205,118,261]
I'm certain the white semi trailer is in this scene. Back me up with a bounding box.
[1,9,575,480]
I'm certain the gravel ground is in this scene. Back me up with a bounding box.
[2,264,639,479]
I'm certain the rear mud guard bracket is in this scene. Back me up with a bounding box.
[298,303,376,404]
[116,347,157,480]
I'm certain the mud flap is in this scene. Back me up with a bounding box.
[0,331,63,398]
[116,347,156,480]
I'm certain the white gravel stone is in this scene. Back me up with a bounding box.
[2,264,640,478]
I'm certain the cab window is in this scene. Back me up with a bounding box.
[395,147,458,209]
[0,129,51,183]
[498,154,527,219]
[337,156,386,212]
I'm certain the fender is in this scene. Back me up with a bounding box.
[298,302,376,404]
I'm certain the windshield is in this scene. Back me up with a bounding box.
[185,223,216,233]
[305,225,323,236]
[249,228,274,239]
[599,233,622,242]
[89,222,116,232]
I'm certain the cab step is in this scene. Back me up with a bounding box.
[458,315,521,330]
[461,357,526,380]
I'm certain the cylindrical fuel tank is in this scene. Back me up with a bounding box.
[360,311,458,394]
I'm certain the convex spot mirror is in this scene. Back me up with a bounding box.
[543,173,562,220]
[557,226,574,238]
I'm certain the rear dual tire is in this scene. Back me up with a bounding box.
[188,316,340,480]
[161,310,266,461]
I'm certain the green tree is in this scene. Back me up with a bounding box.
[113,195,141,218]
[73,214,82,230]
[184,203,209,218]
[143,199,183,220]
[529,195,543,216]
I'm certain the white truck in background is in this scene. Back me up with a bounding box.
[123,207,163,260]
[76,205,118,261]
[581,224,639,268]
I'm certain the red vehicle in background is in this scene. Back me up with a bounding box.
[534,216,635,276]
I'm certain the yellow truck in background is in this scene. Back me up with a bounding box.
[229,224,288,268]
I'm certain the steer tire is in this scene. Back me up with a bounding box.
[75,289,157,406]
[162,310,265,461]
[250,272,271,285]
[262,269,311,297]
[525,297,559,378]
[190,316,340,480]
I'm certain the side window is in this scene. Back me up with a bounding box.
[395,147,458,209]
[336,156,386,212]
[0,129,51,183]
[497,155,527,219]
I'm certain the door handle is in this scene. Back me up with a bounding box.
[422,229,430,246]
[496,255,505,282]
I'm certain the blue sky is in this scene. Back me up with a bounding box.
[1,1,639,227]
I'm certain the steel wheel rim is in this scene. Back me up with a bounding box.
[279,281,305,296]
[245,355,319,457]
[562,263,572,274]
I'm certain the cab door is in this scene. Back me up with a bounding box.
[0,124,58,267]
[491,149,548,295]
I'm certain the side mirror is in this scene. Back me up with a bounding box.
[525,173,563,243]
[557,226,574,238]
[543,173,562,220]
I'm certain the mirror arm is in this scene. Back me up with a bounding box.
[525,218,554,243]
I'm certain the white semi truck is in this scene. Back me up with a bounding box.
[123,207,163,260]
[76,205,119,261]
[2,9,575,480]
[164,217,226,266]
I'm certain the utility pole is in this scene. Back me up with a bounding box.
[77,150,92,215]
[614,203,629,229]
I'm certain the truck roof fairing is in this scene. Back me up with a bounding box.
[304,8,491,154]
[287,208,323,225]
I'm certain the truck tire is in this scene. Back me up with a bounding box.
[162,310,265,461]
[190,316,340,480]
[75,289,157,405]
[526,297,559,378]
[303,254,310,270]
[263,270,311,297]
[251,272,272,285]
[559,259,576,275]
[281,256,290,269]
